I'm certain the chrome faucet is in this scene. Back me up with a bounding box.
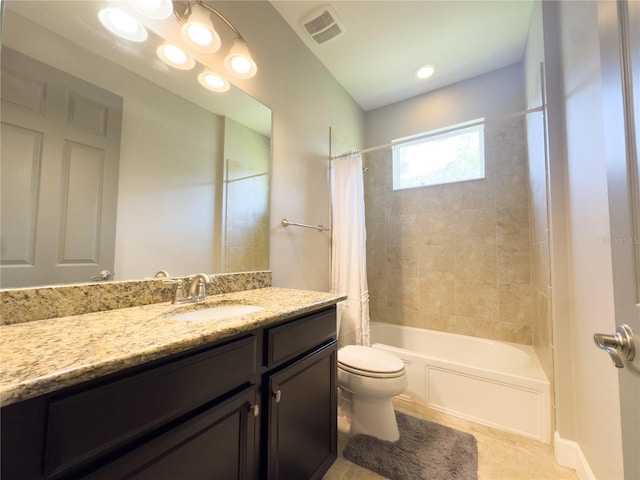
[188,273,212,303]
[166,273,212,304]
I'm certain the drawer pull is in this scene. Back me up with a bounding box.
[251,404,260,417]
[273,389,282,403]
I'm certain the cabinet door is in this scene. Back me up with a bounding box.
[87,386,258,480]
[266,341,337,480]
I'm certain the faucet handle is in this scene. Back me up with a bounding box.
[194,280,207,302]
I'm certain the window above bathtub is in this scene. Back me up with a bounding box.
[392,119,485,190]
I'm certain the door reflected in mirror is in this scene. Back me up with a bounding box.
[0,1,272,289]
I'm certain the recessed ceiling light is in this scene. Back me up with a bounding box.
[198,71,230,93]
[98,8,148,42]
[156,44,196,70]
[416,64,435,80]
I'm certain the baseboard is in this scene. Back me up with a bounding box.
[554,431,596,480]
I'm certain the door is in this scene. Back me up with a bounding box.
[598,1,640,479]
[1,47,122,288]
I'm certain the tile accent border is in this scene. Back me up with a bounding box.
[0,271,272,325]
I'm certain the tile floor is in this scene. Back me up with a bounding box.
[324,399,579,480]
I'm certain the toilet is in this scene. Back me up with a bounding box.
[337,345,408,442]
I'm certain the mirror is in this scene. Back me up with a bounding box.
[0,1,272,289]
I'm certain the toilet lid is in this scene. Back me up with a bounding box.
[338,345,405,377]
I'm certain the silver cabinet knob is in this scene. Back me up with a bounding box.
[251,404,260,417]
[593,324,636,368]
[273,389,282,403]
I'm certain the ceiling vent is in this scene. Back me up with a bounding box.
[301,5,345,45]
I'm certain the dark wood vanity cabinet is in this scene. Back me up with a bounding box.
[266,343,337,480]
[263,308,338,480]
[0,306,337,480]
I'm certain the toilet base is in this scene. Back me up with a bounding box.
[339,387,400,442]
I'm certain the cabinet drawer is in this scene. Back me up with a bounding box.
[266,307,336,368]
[44,335,256,478]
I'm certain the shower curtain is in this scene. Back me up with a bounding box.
[331,152,370,347]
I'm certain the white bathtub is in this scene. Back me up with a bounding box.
[370,322,551,443]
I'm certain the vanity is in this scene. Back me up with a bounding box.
[1,287,344,479]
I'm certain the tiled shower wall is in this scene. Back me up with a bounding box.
[527,112,554,377]
[364,117,533,344]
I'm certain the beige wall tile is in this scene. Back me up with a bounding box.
[497,246,531,285]
[386,214,418,246]
[455,208,497,245]
[455,281,499,321]
[387,276,419,313]
[418,244,456,281]
[386,245,418,277]
[454,177,496,210]
[417,211,455,246]
[496,206,529,237]
[365,215,386,247]
[499,283,532,324]
[419,279,456,315]
[455,244,498,283]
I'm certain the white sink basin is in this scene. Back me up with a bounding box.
[168,304,263,321]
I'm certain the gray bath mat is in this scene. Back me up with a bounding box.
[343,411,478,480]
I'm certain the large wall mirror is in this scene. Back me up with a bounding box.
[1,1,272,289]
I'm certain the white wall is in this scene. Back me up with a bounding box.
[211,1,365,292]
[365,63,525,147]
[550,1,624,477]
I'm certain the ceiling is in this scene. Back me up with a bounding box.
[270,1,534,112]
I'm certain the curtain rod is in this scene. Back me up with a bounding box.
[331,105,544,160]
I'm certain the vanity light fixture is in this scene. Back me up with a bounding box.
[98,7,148,42]
[174,0,258,79]
[198,71,230,92]
[416,64,436,80]
[181,3,221,53]
[224,37,257,79]
[126,0,174,20]
[156,43,196,70]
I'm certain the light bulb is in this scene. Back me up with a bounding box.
[98,8,148,42]
[185,23,213,47]
[181,3,221,53]
[198,71,230,92]
[416,64,435,80]
[224,38,257,79]
[230,56,252,75]
[156,44,196,70]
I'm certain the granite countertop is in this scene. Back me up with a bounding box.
[0,287,345,407]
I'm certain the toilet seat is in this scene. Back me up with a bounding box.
[338,345,405,379]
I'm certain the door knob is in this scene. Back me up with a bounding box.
[90,270,113,281]
[593,324,636,368]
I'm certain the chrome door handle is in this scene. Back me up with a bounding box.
[90,270,113,281]
[593,324,636,368]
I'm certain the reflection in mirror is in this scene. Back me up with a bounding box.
[0,1,272,289]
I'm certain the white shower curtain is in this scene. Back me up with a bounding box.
[331,152,370,347]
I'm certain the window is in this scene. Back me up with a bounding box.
[392,120,485,190]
